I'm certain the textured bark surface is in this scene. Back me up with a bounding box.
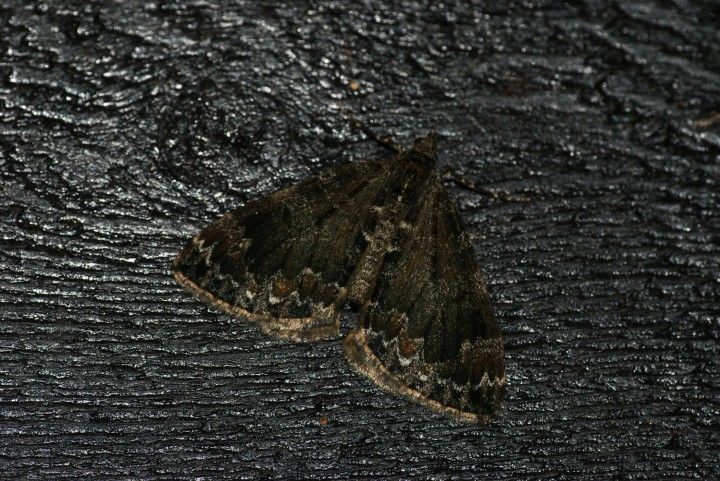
[1,1,718,479]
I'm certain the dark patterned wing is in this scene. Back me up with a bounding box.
[173,159,393,341]
[343,176,505,422]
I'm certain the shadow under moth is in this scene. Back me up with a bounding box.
[172,132,505,423]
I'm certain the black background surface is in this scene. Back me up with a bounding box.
[1,1,719,479]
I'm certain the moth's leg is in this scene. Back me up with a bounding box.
[440,171,531,203]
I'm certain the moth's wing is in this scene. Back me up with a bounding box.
[344,177,505,422]
[173,159,392,341]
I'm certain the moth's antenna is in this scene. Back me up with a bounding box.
[337,108,528,202]
[441,172,531,203]
[340,111,405,155]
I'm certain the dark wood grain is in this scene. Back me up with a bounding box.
[1,1,718,479]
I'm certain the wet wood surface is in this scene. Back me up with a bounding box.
[1,1,718,479]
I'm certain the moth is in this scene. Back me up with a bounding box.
[172,132,505,422]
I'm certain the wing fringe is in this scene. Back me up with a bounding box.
[173,260,340,342]
[343,327,505,423]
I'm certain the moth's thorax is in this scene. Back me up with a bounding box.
[347,136,438,306]
[400,131,437,171]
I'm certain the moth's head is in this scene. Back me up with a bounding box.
[403,130,437,168]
